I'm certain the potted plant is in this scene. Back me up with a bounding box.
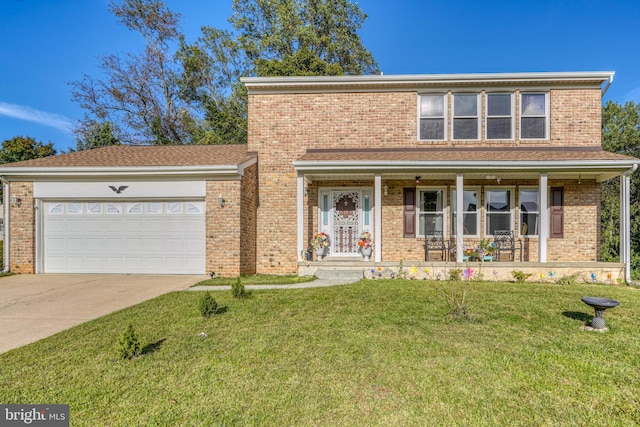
[358,231,374,261]
[310,232,330,260]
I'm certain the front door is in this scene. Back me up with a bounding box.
[331,191,361,255]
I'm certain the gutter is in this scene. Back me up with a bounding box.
[0,176,9,273]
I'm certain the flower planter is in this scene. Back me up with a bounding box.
[315,246,328,261]
[360,246,373,261]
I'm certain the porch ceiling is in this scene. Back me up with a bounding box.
[295,147,640,183]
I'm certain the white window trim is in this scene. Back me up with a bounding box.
[485,92,515,140]
[451,187,480,238]
[452,93,480,140]
[417,93,448,141]
[518,187,540,237]
[417,187,447,237]
[520,92,550,140]
[485,187,515,236]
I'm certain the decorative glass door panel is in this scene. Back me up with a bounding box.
[332,191,360,255]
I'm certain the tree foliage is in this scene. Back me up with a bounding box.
[71,0,199,145]
[229,0,378,76]
[72,0,377,146]
[73,122,121,151]
[601,100,640,278]
[0,136,56,164]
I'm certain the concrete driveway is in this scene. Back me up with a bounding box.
[0,274,204,354]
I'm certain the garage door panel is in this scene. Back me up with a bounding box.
[85,219,105,232]
[105,219,124,232]
[44,201,205,274]
[164,219,185,233]
[125,238,144,251]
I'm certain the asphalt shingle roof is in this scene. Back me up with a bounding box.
[1,144,255,168]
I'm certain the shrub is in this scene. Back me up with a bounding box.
[198,292,219,317]
[434,282,471,320]
[556,274,579,285]
[511,270,533,283]
[116,323,141,360]
[449,269,462,282]
[231,277,248,299]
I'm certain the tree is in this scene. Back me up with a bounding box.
[229,0,378,76]
[71,0,198,145]
[177,0,379,143]
[601,100,640,278]
[73,122,121,151]
[0,136,56,164]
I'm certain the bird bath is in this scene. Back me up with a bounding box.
[581,297,619,330]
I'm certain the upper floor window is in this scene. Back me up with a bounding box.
[520,93,548,139]
[419,94,446,140]
[418,189,445,236]
[453,94,479,140]
[486,93,514,139]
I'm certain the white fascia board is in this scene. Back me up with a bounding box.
[0,165,244,180]
[242,71,615,91]
[293,159,639,172]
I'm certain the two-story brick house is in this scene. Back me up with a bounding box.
[242,72,638,280]
[1,72,638,281]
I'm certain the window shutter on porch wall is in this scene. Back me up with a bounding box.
[403,188,416,238]
[550,187,564,238]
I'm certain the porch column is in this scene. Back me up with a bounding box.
[456,174,464,263]
[297,173,305,261]
[374,174,382,263]
[620,172,631,280]
[538,173,548,263]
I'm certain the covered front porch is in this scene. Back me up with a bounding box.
[293,147,638,282]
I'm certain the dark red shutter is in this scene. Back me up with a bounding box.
[404,188,416,238]
[550,187,564,238]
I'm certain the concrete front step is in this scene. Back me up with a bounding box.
[314,269,364,281]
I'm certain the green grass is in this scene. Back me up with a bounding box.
[195,274,315,286]
[1,280,639,426]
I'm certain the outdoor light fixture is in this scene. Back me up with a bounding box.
[415,176,421,184]
[11,195,21,207]
[496,177,502,184]
[383,184,389,196]
[218,194,225,208]
[304,186,308,196]
[578,174,582,185]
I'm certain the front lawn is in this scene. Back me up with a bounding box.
[194,274,316,286]
[1,280,639,426]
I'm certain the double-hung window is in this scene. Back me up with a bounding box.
[485,189,513,235]
[451,189,479,236]
[419,94,446,140]
[520,93,548,139]
[453,94,479,140]
[486,93,514,139]
[418,189,445,236]
[519,189,539,236]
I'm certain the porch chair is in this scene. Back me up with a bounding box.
[493,230,522,262]
[424,231,448,261]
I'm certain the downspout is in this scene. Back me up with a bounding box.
[602,73,614,97]
[622,164,638,285]
[0,176,9,273]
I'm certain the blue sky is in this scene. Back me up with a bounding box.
[1,0,639,152]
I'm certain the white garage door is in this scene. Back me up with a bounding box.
[43,201,205,274]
